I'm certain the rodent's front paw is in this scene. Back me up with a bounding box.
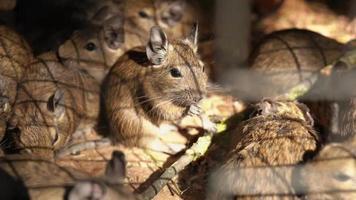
[159,123,178,134]
[202,116,218,134]
[188,104,202,116]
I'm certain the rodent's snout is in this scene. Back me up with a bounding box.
[193,94,203,103]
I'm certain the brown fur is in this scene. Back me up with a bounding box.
[309,46,356,142]
[57,9,125,83]
[123,0,196,49]
[207,100,320,200]
[294,140,356,199]
[0,151,136,200]
[103,27,207,151]
[245,29,343,99]
[0,25,33,141]
[7,51,100,158]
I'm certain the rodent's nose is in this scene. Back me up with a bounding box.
[193,94,203,103]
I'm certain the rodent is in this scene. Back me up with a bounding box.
[240,28,343,100]
[3,13,125,158]
[0,25,33,142]
[103,24,207,153]
[57,14,125,83]
[0,150,136,200]
[123,0,196,49]
[207,100,320,200]
[293,140,356,199]
[6,50,100,158]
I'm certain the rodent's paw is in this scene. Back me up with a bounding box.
[159,123,178,134]
[188,104,202,116]
[202,117,218,133]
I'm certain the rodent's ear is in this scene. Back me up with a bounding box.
[103,15,125,49]
[104,151,126,183]
[146,26,168,65]
[47,89,65,119]
[186,22,198,53]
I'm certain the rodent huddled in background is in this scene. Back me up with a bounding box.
[57,8,125,83]
[2,1,126,157]
[293,139,356,200]
[207,100,320,199]
[242,28,343,100]
[103,24,208,153]
[0,25,33,143]
[0,151,136,200]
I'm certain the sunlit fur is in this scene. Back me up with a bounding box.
[104,35,207,147]
[207,100,319,200]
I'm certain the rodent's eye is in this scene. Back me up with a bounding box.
[138,10,150,18]
[334,173,351,182]
[170,68,182,78]
[85,42,96,51]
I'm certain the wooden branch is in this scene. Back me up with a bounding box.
[139,123,226,200]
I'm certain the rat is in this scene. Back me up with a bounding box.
[207,100,320,199]
[0,150,136,200]
[103,24,210,153]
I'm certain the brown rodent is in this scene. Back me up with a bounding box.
[103,24,207,153]
[123,0,196,49]
[0,25,33,142]
[240,29,343,100]
[5,42,107,158]
[207,100,320,200]
[4,16,125,157]
[293,140,356,199]
[0,151,136,200]
[57,12,125,83]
